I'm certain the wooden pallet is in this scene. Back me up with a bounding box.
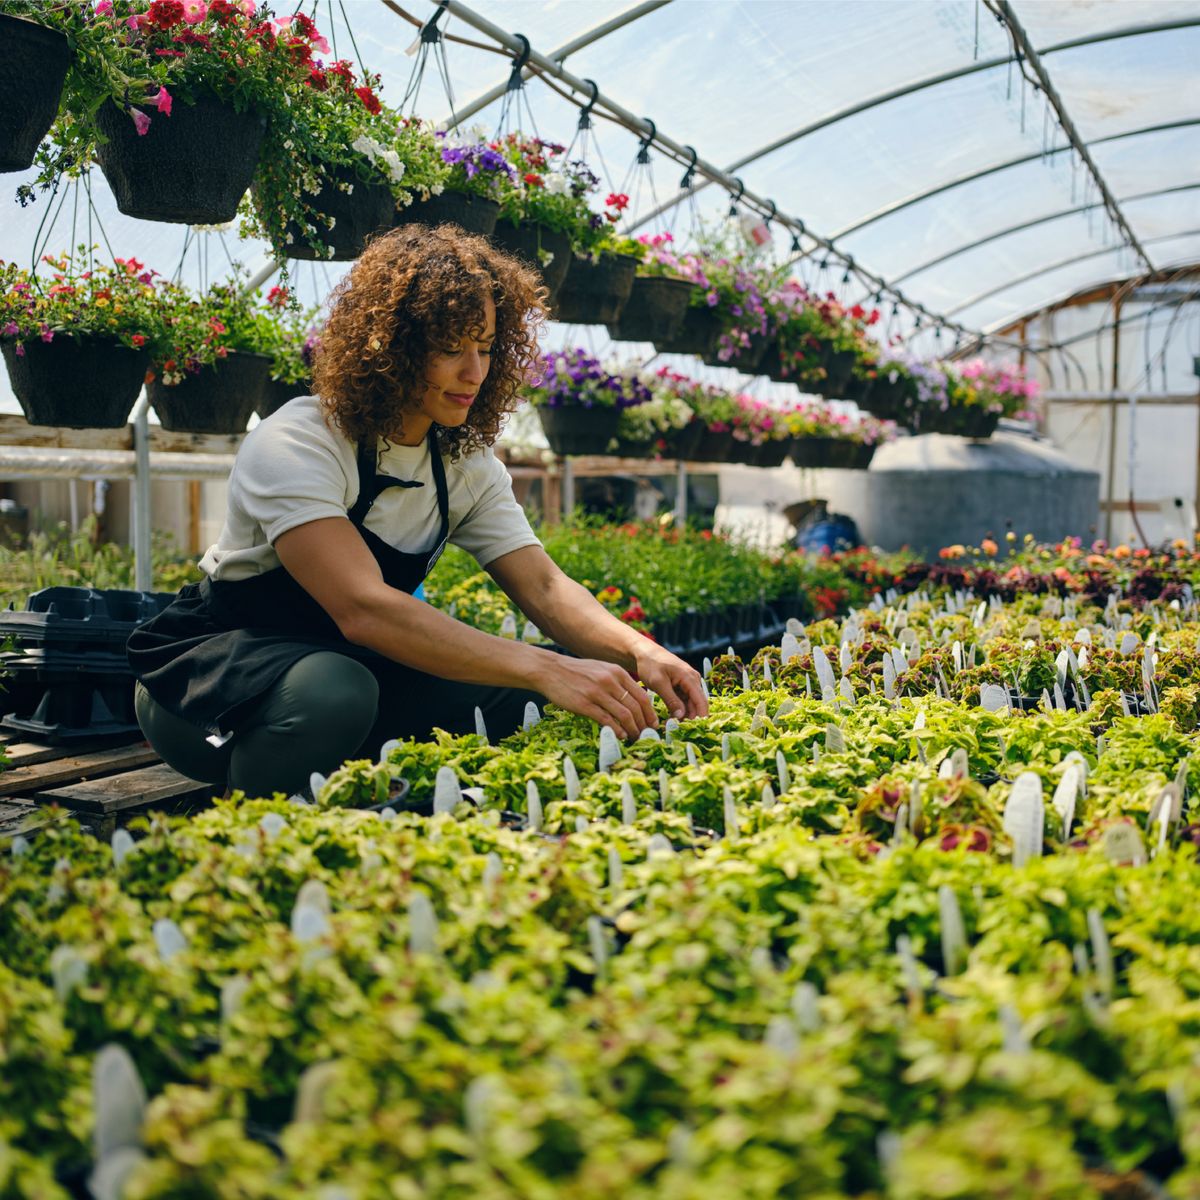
[0,733,216,840]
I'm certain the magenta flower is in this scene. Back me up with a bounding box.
[154,87,173,116]
[94,0,113,13]
[181,0,207,22]
[130,108,151,136]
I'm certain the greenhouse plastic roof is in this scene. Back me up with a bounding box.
[2,0,1199,368]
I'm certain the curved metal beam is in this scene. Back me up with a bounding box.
[626,17,1200,233]
[945,228,1200,318]
[830,119,1200,241]
[888,182,1200,287]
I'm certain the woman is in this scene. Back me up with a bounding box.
[128,226,706,797]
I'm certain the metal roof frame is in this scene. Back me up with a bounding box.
[887,182,1200,288]
[945,228,1200,319]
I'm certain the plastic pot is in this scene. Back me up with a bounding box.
[2,336,146,429]
[490,219,572,303]
[256,377,312,420]
[607,275,693,343]
[536,404,620,457]
[95,91,265,224]
[653,304,722,358]
[553,253,637,326]
[0,14,70,173]
[148,351,270,434]
[281,163,394,261]
[394,190,500,236]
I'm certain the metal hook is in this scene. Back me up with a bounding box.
[505,33,531,92]
[763,199,777,225]
[727,176,745,216]
[419,0,449,44]
[679,145,698,190]
[577,78,599,130]
[636,117,657,165]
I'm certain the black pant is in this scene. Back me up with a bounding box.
[134,650,543,797]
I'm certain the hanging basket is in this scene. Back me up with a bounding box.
[148,351,270,434]
[690,427,736,463]
[607,275,693,343]
[948,406,1002,439]
[654,304,722,358]
[857,374,910,420]
[820,348,859,397]
[552,253,637,326]
[490,220,572,303]
[394,190,500,237]
[1,336,146,429]
[752,439,791,468]
[790,437,877,470]
[536,404,620,457]
[0,14,70,173]
[94,91,265,224]
[279,163,394,262]
[668,419,706,461]
[256,377,312,420]
[702,333,769,373]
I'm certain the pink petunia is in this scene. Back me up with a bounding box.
[181,0,207,21]
[126,12,140,28]
[130,108,151,136]
[238,0,254,14]
[94,0,113,13]
[154,86,172,115]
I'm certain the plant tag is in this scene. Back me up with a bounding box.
[1054,649,1070,692]
[701,677,711,701]
[909,780,923,836]
[763,1014,798,1058]
[1004,772,1045,866]
[720,732,732,762]
[1039,688,1053,712]
[891,802,908,846]
[294,1060,340,1126]
[979,683,1008,711]
[10,834,29,859]
[999,1004,1030,1054]
[785,616,805,637]
[761,782,776,809]
[895,933,922,997]
[952,640,964,673]
[891,646,908,677]
[152,918,187,962]
[92,1044,147,1160]
[599,726,622,772]
[308,771,327,801]
[526,781,544,831]
[913,710,927,733]
[763,658,773,684]
[723,787,740,837]
[574,815,589,834]
[702,656,713,678]
[840,642,852,674]
[647,833,675,859]
[658,768,671,809]
[882,655,896,700]
[974,601,987,626]
[825,723,846,754]
[938,885,966,975]
[1053,681,1067,712]
[564,755,581,802]
[776,750,790,793]
[899,627,920,654]
[949,748,968,778]
[637,727,661,743]
[408,891,438,956]
[474,707,489,742]
[664,717,679,742]
[839,677,856,706]
[1074,627,1092,646]
[111,829,135,869]
[259,812,288,841]
[522,620,541,643]
[1175,756,1190,796]
[741,669,751,691]
[938,756,954,780]
[621,780,637,825]
[1020,618,1041,641]
[813,645,836,700]
[686,743,698,767]
[805,674,812,698]
[522,701,541,731]
[792,981,820,1032]
[434,766,461,815]
[500,613,517,639]
[1087,907,1114,1001]
[1102,822,1145,866]
[607,849,623,890]
[483,852,503,888]
[220,975,248,1026]
[1052,765,1080,839]
[750,701,767,734]
[51,945,88,1002]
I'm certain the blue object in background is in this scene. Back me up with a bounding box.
[412,582,426,601]
[795,513,861,555]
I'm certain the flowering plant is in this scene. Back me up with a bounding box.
[615,370,696,449]
[495,134,600,242]
[258,285,321,385]
[958,359,1039,418]
[781,401,895,445]
[774,284,879,383]
[426,125,518,201]
[0,249,170,355]
[525,348,651,410]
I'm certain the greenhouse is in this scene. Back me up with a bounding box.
[1,0,1200,1196]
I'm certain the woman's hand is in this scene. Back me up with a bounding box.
[533,656,659,740]
[631,641,708,721]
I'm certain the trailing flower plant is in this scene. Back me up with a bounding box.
[258,284,321,386]
[495,133,601,244]
[526,348,651,410]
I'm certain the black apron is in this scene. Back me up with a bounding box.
[127,429,450,740]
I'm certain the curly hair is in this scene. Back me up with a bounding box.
[312,224,546,459]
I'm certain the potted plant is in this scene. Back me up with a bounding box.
[0,5,71,173]
[611,372,696,459]
[0,250,168,428]
[16,0,327,225]
[147,275,274,433]
[255,285,320,419]
[784,402,891,470]
[525,347,650,456]
[695,251,779,375]
[607,232,694,344]
[492,134,596,303]
[392,121,512,237]
[552,211,639,327]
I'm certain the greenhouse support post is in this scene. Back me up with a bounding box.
[131,390,152,592]
[675,459,688,524]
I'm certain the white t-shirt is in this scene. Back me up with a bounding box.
[199,395,540,581]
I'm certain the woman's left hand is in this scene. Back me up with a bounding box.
[631,641,708,721]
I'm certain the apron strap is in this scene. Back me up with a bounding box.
[428,427,450,545]
[347,430,451,545]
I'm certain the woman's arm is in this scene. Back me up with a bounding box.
[486,544,708,721]
[275,517,659,737]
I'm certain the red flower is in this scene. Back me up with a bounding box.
[605,192,629,211]
[327,59,354,89]
[524,173,544,188]
[145,0,184,29]
[306,67,328,91]
[131,334,147,347]
[354,86,381,114]
[207,0,238,23]
[267,285,289,308]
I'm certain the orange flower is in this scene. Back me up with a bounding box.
[980,537,998,557]
[1113,545,1131,559]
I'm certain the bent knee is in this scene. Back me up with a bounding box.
[267,653,380,735]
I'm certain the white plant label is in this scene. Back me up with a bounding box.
[152,918,187,962]
[721,733,731,762]
[92,1043,147,1160]
[949,748,969,779]
[521,620,541,643]
[813,645,836,700]
[761,783,777,809]
[891,646,908,678]
[780,633,800,664]
[1119,631,1138,656]
[620,780,637,826]
[1003,772,1045,867]
[741,669,751,692]
[686,743,698,768]
[522,701,541,731]
[938,885,966,975]
[792,981,821,1032]
[882,655,896,701]
[750,701,768,735]
[763,1015,799,1059]
[1075,627,1092,646]
[111,830,135,870]
[408,891,438,956]
[723,787,740,838]
[1102,823,1146,866]
[526,781,544,832]
[776,750,790,794]
[647,833,675,859]
[434,766,461,816]
[51,945,88,1002]
[482,852,503,889]
[598,726,622,773]
[607,849,624,890]
[474,707,489,742]
[825,724,846,754]
[702,656,713,678]
[952,640,964,673]
[500,613,518,639]
[979,682,1009,712]
[763,659,773,684]
[839,677,856,706]
[563,755,581,802]
[786,617,804,636]
[587,915,608,975]
[1052,764,1080,839]
[1087,907,1114,1001]
[839,642,852,674]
